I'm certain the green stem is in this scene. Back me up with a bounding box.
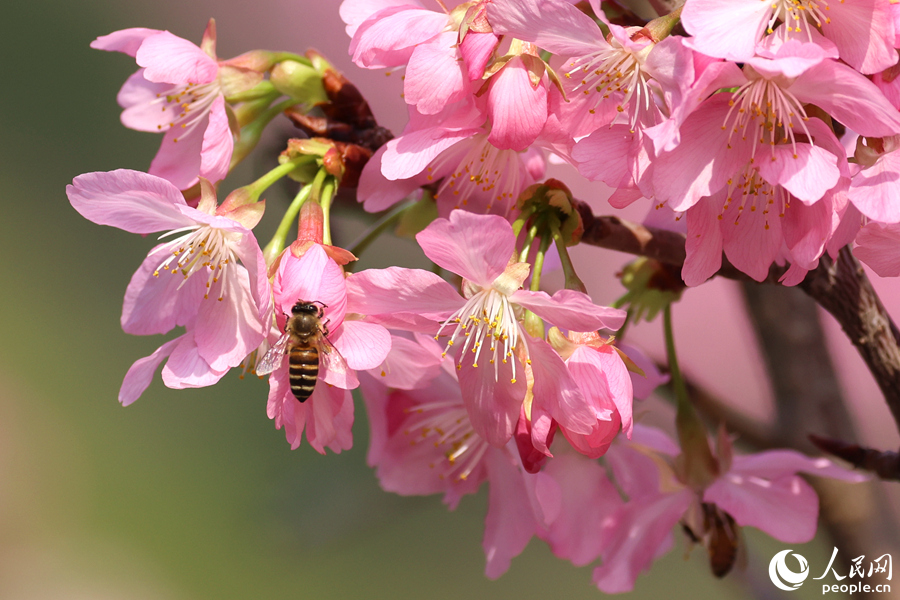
[262,184,312,265]
[230,98,299,169]
[347,200,417,261]
[530,233,552,292]
[663,304,690,410]
[319,177,336,246]
[511,206,536,238]
[518,221,540,263]
[616,308,634,341]
[244,154,315,203]
[550,223,587,293]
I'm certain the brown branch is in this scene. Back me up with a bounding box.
[575,200,900,438]
[810,435,900,481]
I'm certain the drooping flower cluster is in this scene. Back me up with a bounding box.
[64,0,893,595]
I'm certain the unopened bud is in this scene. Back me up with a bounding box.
[271,60,328,106]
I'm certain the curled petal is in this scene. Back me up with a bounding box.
[511,288,626,332]
[136,31,219,84]
[118,337,180,405]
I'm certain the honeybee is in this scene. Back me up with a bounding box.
[257,300,342,402]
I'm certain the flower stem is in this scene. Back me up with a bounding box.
[263,184,313,265]
[318,177,336,246]
[230,98,299,169]
[244,154,315,203]
[663,304,690,410]
[347,200,417,261]
[550,222,587,293]
[531,233,552,292]
[518,221,540,263]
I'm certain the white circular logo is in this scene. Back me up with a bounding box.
[769,550,810,591]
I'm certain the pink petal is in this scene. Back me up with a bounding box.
[850,151,900,223]
[572,126,638,186]
[350,5,448,68]
[67,169,193,233]
[511,288,626,332]
[855,222,900,276]
[720,188,783,282]
[729,449,869,482]
[570,344,633,437]
[320,340,360,390]
[306,385,354,454]
[194,267,266,371]
[274,245,348,329]
[345,266,462,317]
[330,320,391,371]
[457,358,525,447]
[793,60,900,138]
[782,193,832,268]
[118,336,180,405]
[148,113,207,190]
[121,245,207,335]
[704,474,818,543]
[160,330,227,388]
[539,453,624,566]
[340,0,421,37]
[91,27,161,57]
[116,70,174,131]
[357,146,426,212]
[483,448,539,578]
[683,194,724,286]
[369,333,444,389]
[819,0,897,74]
[756,141,840,205]
[487,56,548,152]
[136,31,218,84]
[198,96,233,184]
[487,0,605,57]
[404,32,469,115]
[592,490,693,593]
[459,31,498,81]
[381,127,476,181]
[416,210,515,285]
[681,0,769,62]
[529,337,594,440]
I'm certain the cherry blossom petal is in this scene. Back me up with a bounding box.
[199,95,233,184]
[756,142,840,205]
[330,320,391,371]
[529,338,594,444]
[850,151,900,223]
[539,453,624,566]
[67,169,193,234]
[274,245,348,328]
[704,474,818,543]
[818,0,897,74]
[117,70,174,131]
[339,0,421,37]
[728,450,868,482]
[91,27,161,57]
[511,289,626,332]
[306,385,354,454]
[350,5,448,68]
[458,358,525,447]
[592,490,693,593]
[148,114,208,190]
[720,190,783,282]
[136,31,219,84]
[459,31,498,81]
[346,266,462,317]
[357,146,427,212]
[483,449,539,578]
[404,32,469,115]
[487,57,548,152]
[120,245,208,335]
[194,267,266,371]
[487,0,605,57]
[368,333,444,390]
[855,222,900,276]
[160,330,227,388]
[681,0,769,62]
[416,211,516,285]
[118,336,181,405]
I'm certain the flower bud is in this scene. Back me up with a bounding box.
[270,60,328,106]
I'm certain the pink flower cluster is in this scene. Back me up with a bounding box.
[346,0,900,284]
[65,1,884,594]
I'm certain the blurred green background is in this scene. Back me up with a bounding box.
[0,1,886,599]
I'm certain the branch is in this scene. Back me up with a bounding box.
[575,200,900,437]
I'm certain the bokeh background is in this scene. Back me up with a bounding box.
[2,1,899,598]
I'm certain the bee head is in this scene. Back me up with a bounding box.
[291,300,326,317]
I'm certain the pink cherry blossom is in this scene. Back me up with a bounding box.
[359,101,547,216]
[681,0,897,75]
[593,425,867,593]
[855,221,900,277]
[67,169,270,401]
[346,210,626,448]
[91,20,263,189]
[264,244,391,453]
[849,135,900,223]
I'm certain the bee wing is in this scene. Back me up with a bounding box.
[318,334,351,379]
[256,333,291,376]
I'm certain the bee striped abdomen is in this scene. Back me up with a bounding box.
[288,345,319,402]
